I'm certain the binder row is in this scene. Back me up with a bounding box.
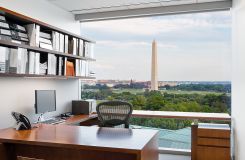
[0,14,94,59]
[0,46,91,77]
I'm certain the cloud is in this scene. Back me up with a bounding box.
[93,62,115,70]
[81,11,231,81]
[82,11,231,36]
[97,40,177,48]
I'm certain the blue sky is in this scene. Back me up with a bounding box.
[80,11,231,81]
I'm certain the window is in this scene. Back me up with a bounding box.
[80,11,231,150]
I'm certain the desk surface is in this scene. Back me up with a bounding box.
[0,124,158,153]
[62,114,98,125]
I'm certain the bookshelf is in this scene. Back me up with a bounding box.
[0,73,95,79]
[0,7,96,79]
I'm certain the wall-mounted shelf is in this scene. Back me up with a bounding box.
[0,40,96,61]
[0,73,96,80]
[0,7,96,80]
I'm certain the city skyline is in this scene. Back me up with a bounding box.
[81,11,231,81]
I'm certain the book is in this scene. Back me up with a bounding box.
[48,54,57,75]
[9,48,18,73]
[0,46,9,73]
[11,39,28,45]
[55,32,60,52]
[10,30,29,41]
[79,39,84,57]
[8,48,28,74]
[0,15,6,22]
[17,48,28,74]
[84,42,89,57]
[35,25,40,47]
[0,34,11,41]
[52,31,56,51]
[64,35,69,53]
[28,51,35,74]
[66,61,75,76]
[0,28,11,36]
[63,57,67,76]
[9,23,26,32]
[21,49,28,74]
[25,24,40,47]
[35,52,40,74]
[81,60,86,76]
[39,37,52,45]
[59,33,64,53]
[75,59,80,76]
[58,56,63,76]
[40,42,52,50]
[79,60,82,76]
[0,21,9,29]
[72,38,77,55]
[68,38,73,54]
[5,48,10,73]
[40,32,51,39]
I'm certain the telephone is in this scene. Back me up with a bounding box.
[11,112,32,130]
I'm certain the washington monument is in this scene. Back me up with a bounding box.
[151,40,158,90]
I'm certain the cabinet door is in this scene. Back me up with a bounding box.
[197,146,230,160]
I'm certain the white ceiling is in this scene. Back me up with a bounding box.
[47,0,227,14]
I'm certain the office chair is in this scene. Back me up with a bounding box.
[96,101,133,128]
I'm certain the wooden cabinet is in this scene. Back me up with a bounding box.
[191,123,231,160]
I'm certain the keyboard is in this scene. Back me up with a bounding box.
[41,118,65,125]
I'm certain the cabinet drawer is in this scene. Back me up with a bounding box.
[198,138,230,147]
[198,129,230,138]
[197,146,230,160]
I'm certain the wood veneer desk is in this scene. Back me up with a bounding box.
[0,117,159,160]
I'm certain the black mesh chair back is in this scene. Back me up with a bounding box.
[96,101,133,128]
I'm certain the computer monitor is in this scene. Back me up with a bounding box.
[35,90,56,114]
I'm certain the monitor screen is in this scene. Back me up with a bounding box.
[35,90,56,114]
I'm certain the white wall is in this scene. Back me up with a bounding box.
[0,0,81,129]
[0,78,79,128]
[232,0,245,159]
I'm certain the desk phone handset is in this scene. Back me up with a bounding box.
[11,112,32,130]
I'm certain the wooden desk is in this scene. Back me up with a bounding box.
[62,114,99,126]
[0,124,158,160]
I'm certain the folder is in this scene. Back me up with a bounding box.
[72,38,77,55]
[35,52,40,74]
[25,24,40,47]
[0,15,6,22]
[66,61,75,76]
[59,33,64,53]
[79,39,84,57]
[0,28,11,36]
[28,51,35,74]
[64,35,69,53]
[0,46,9,73]
[40,42,52,50]
[0,21,9,29]
[40,32,51,39]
